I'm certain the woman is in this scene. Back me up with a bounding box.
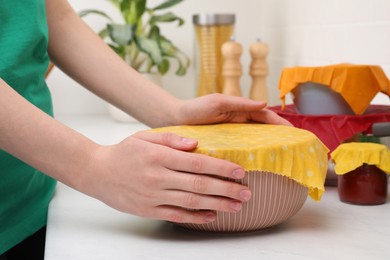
[0,0,290,259]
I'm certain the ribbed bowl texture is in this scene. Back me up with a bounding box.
[176,171,308,232]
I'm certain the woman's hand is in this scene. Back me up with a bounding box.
[177,93,292,126]
[81,131,252,224]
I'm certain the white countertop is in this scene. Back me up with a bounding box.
[45,115,390,260]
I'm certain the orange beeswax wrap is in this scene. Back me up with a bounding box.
[278,64,390,115]
[150,124,329,201]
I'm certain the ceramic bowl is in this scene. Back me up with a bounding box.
[176,171,308,232]
[292,82,355,115]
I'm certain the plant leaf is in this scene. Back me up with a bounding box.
[159,37,177,56]
[108,44,126,60]
[78,9,113,21]
[148,25,160,40]
[121,0,146,25]
[98,28,109,39]
[150,12,184,26]
[135,36,163,65]
[175,61,186,76]
[157,59,170,74]
[159,36,189,75]
[107,24,134,46]
[152,0,183,11]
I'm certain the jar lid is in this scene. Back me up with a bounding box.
[278,64,390,115]
[331,142,390,175]
[150,124,329,201]
[193,14,235,25]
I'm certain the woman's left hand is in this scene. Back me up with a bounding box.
[177,93,292,126]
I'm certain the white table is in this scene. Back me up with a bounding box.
[45,116,390,260]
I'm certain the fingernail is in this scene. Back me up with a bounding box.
[229,202,242,212]
[181,137,197,145]
[204,212,216,223]
[232,169,245,178]
[240,190,251,201]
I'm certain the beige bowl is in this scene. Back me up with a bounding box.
[176,171,308,232]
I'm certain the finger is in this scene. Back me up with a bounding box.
[162,149,246,180]
[215,95,268,112]
[160,170,251,202]
[250,108,293,126]
[133,131,198,151]
[160,189,244,213]
[153,206,217,224]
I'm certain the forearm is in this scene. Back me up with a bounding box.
[0,79,98,190]
[46,0,181,127]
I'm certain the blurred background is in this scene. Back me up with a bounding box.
[46,0,390,116]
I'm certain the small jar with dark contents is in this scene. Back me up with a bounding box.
[338,163,387,205]
[331,143,390,205]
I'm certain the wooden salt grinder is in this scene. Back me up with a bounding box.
[249,39,269,102]
[222,37,242,96]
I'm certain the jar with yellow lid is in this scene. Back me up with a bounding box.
[150,124,328,232]
[331,142,390,205]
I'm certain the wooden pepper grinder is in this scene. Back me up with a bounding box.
[222,36,242,96]
[249,38,269,102]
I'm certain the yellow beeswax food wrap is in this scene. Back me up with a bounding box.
[278,64,390,115]
[150,124,329,201]
[331,142,390,175]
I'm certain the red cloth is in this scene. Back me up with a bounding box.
[269,105,390,153]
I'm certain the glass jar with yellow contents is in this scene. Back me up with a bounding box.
[150,124,329,232]
[193,14,235,96]
[331,143,390,205]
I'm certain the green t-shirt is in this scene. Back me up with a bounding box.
[0,0,57,253]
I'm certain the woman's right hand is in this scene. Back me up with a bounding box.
[80,131,252,224]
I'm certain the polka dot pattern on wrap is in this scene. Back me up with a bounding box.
[150,124,329,201]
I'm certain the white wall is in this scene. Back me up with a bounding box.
[47,0,390,116]
[258,0,390,105]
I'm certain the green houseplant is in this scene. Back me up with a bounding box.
[80,0,189,76]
